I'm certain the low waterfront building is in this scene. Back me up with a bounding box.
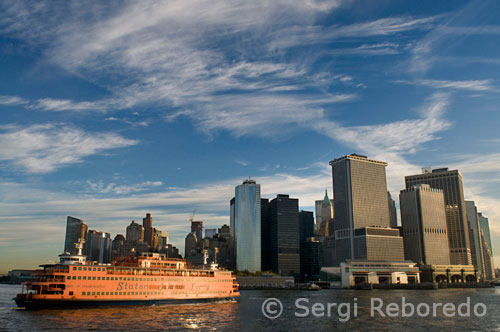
[420,264,477,283]
[340,260,420,288]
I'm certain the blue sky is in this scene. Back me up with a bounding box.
[1,0,500,273]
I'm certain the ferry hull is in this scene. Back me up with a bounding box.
[15,296,238,310]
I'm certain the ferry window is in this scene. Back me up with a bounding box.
[83,276,86,280]
[106,292,109,295]
[92,292,95,295]
[97,292,100,295]
[83,267,87,271]
[73,267,77,270]
[82,292,86,295]
[93,268,96,271]
[93,276,96,280]
[78,267,82,270]
[106,277,109,280]
[97,277,100,280]
[78,276,81,280]
[127,292,131,295]
[69,291,74,295]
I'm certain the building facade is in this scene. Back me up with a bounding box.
[315,189,333,235]
[64,216,88,255]
[388,192,398,228]
[329,154,395,265]
[400,184,450,265]
[230,179,261,272]
[405,168,472,265]
[264,194,300,277]
[465,201,485,279]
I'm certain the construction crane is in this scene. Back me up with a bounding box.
[189,208,196,223]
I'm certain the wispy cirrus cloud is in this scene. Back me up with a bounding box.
[0,95,29,106]
[395,79,495,92]
[0,124,138,173]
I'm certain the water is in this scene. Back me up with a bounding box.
[2,284,500,331]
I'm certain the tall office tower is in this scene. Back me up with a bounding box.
[299,210,315,243]
[185,232,201,265]
[478,213,493,253]
[465,201,485,278]
[191,221,203,245]
[478,213,495,279]
[300,238,322,281]
[330,154,403,265]
[86,230,112,263]
[388,192,398,228]
[315,189,333,235]
[481,231,496,280]
[217,224,232,269]
[230,179,261,272]
[155,230,169,252]
[142,213,154,248]
[266,194,300,277]
[126,220,144,244]
[405,168,472,265]
[64,216,88,254]
[111,234,125,259]
[400,184,450,265]
[261,198,271,272]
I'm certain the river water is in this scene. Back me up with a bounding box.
[1,284,500,331]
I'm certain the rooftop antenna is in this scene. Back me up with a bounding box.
[189,208,196,223]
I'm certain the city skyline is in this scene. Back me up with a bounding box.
[1,1,500,273]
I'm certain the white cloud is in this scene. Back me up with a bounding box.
[0,95,28,106]
[396,79,495,92]
[0,124,138,173]
[86,180,163,195]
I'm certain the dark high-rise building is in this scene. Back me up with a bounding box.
[300,237,322,281]
[191,221,203,245]
[299,210,314,243]
[329,154,403,265]
[126,220,144,244]
[267,194,300,277]
[86,230,112,263]
[400,184,450,265]
[111,234,125,259]
[143,213,154,248]
[64,216,88,255]
[261,198,271,272]
[388,192,398,228]
[465,201,485,279]
[405,168,472,265]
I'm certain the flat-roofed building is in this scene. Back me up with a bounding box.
[400,184,450,265]
[405,168,472,265]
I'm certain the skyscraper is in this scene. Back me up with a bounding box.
[405,168,472,265]
[400,184,450,265]
[329,154,403,265]
[85,230,112,263]
[315,189,333,235]
[299,210,315,243]
[126,220,144,244]
[191,221,203,245]
[64,216,88,255]
[230,179,261,272]
[388,191,398,228]
[143,213,154,248]
[266,194,300,277]
[478,213,495,280]
[465,201,485,278]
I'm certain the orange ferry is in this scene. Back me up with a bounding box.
[15,246,239,309]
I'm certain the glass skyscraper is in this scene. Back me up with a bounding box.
[230,179,261,272]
